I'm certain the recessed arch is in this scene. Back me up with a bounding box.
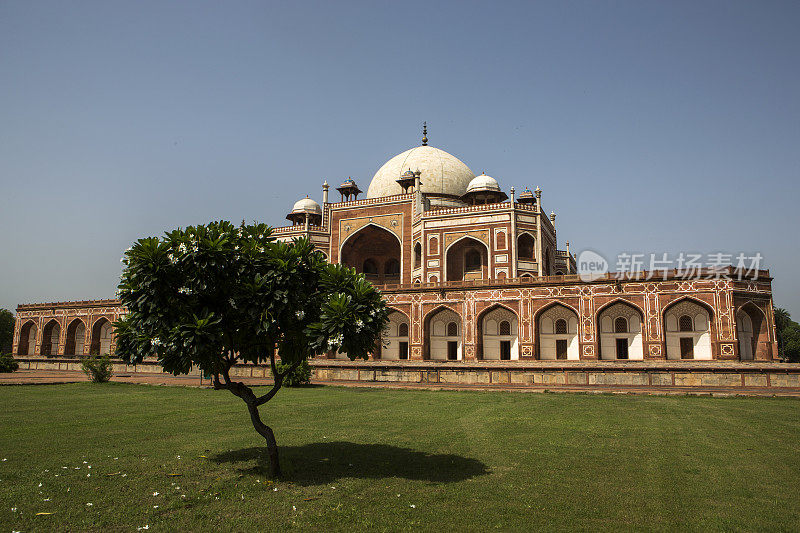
[40,319,60,357]
[64,318,86,357]
[517,232,535,260]
[339,223,402,285]
[597,300,644,360]
[663,297,714,360]
[476,304,519,360]
[90,317,113,356]
[736,301,768,361]
[535,302,580,360]
[444,235,490,281]
[17,320,37,356]
[423,305,462,361]
[382,309,411,360]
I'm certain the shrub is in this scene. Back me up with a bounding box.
[81,354,113,383]
[0,353,19,373]
[274,359,312,387]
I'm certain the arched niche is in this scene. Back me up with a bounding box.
[90,318,113,356]
[478,306,519,360]
[383,311,410,360]
[424,307,462,361]
[664,299,713,360]
[64,318,86,356]
[537,304,579,360]
[40,319,60,357]
[17,321,37,356]
[597,302,644,360]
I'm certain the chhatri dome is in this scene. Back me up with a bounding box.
[366,124,476,207]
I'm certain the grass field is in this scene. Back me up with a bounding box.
[0,383,799,531]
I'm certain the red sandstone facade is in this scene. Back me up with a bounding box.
[12,136,779,363]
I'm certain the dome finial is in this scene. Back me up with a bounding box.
[421,121,428,146]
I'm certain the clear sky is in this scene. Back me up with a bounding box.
[1,0,798,317]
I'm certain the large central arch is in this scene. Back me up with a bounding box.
[445,236,489,281]
[339,224,402,285]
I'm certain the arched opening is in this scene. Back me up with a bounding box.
[384,258,400,280]
[478,306,519,360]
[537,304,579,360]
[64,319,86,357]
[383,311,410,360]
[363,258,378,275]
[736,303,767,361]
[664,300,713,360]
[413,242,422,270]
[424,307,461,361]
[40,320,60,357]
[598,302,644,360]
[340,225,401,285]
[518,233,535,260]
[90,318,113,356]
[446,237,488,281]
[17,321,37,356]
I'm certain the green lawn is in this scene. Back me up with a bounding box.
[0,384,799,531]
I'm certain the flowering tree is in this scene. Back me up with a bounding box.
[113,221,389,477]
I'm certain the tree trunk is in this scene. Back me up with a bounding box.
[247,402,281,477]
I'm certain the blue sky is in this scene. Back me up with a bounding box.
[1,0,798,317]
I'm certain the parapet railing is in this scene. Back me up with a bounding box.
[373,267,772,292]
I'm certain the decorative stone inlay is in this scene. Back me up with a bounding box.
[443,230,489,248]
[339,213,403,241]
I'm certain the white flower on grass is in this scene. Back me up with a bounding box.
[87,473,91,477]
[11,507,16,512]
[295,310,305,320]
[86,502,92,506]
[38,483,42,487]
[44,498,50,501]
[152,492,159,496]
[410,504,416,508]
[83,461,87,464]
[137,526,149,531]
[355,319,364,331]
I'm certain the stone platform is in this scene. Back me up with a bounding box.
[9,357,800,396]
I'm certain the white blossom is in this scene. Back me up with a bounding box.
[295,310,305,320]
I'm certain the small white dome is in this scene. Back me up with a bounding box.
[291,197,322,215]
[466,173,501,194]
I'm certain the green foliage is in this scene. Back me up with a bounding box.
[274,359,311,387]
[0,353,19,373]
[113,221,389,376]
[81,354,112,383]
[774,307,800,362]
[0,309,14,355]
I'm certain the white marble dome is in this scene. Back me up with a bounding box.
[367,145,476,201]
[466,173,501,193]
[290,197,322,215]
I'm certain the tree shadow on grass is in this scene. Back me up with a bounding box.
[212,442,488,484]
